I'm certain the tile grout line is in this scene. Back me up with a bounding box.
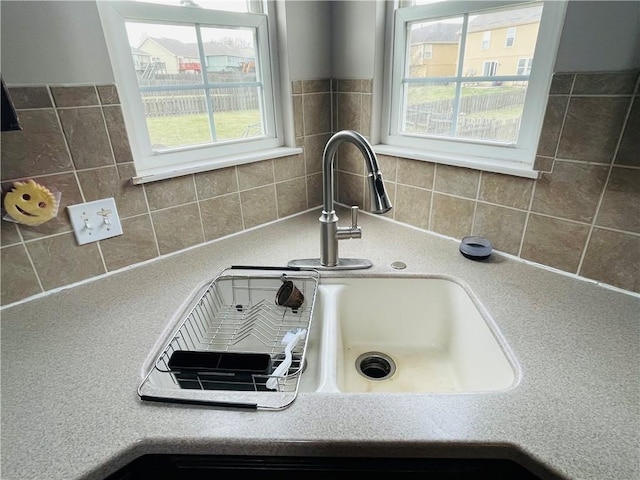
[576,90,637,275]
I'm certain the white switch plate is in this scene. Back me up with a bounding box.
[67,198,123,245]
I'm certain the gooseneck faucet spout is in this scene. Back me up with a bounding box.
[288,130,392,270]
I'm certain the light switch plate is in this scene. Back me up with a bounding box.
[67,198,123,245]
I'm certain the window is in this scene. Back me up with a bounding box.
[517,57,533,75]
[379,0,568,177]
[505,26,516,47]
[98,0,297,183]
[481,31,491,50]
[482,61,498,77]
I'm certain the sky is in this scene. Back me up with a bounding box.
[124,0,255,48]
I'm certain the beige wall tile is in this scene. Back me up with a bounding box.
[361,93,372,136]
[58,107,114,169]
[276,177,307,218]
[531,161,608,223]
[96,85,119,105]
[1,244,42,305]
[151,203,204,255]
[557,97,630,163]
[306,173,323,208]
[8,86,52,109]
[394,184,431,230]
[274,154,305,182]
[291,80,302,95]
[431,193,474,238]
[293,94,304,138]
[26,233,105,290]
[200,193,243,241]
[100,214,157,271]
[534,156,554,173]
[302,79,330,94]
[580,228,640,293]
[1,221,22,247]
[336,171,364,207]
[240,184,277,229]
[479,172,534,210]
[303,93,331,135]
[336,93,361,131]
[573,71,639,95]
[549,73,574,95]
[195,167,238,199]
[473,203,527,256]
[434,164,480,199]
[377,155,398,182]
[337,143,365,175]
[144,175,196,211]
[595,167,640,233]
[304,134,330,175]
[337,79,361,92]
[16,172,84,241]
[237,160,274,190]
[614,99,639,167]
[50,86,98,107]
[521,214,590,273]
[0,110,73,180]
[77,165,147,218]
[537,95,568,157]
[102,106,133,164]
[397,158,434,189]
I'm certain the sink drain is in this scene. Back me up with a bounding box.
[355,352,396,381]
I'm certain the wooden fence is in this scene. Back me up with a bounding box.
[142,89,259,116]
[139,73,259,116]
[405,89,525,141]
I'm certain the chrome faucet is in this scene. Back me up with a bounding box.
[289,130,392,270]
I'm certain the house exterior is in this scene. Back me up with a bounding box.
[463,5,541,80]
[409,22,460,77]
[409,4,541,82]
[136,36,255,76]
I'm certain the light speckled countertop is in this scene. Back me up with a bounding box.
[1,208,638,480]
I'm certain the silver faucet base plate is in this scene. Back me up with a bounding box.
[288,258,373,270]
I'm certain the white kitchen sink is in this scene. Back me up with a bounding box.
[309,276,517,393]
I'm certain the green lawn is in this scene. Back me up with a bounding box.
[407,84,524,104]
[147,110,261,148]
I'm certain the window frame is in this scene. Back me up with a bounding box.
[378,0,568,178]
[98,0,298,183]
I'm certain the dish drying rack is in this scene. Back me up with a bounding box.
[138,266,319,410]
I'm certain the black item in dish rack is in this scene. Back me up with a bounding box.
[168,351,273,391]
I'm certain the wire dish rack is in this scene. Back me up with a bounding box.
[138,266,319,410]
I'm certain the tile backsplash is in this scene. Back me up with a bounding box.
[1,71,638,305]
[334,71,639,295]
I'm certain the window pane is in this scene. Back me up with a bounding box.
[211,86,263,140]
[402,81,527,143]
[127,23,200,82]
[403,83,455,137]
[462,4,542,80]
[458,82,526,143]
[130,0,252,13]
[408,18,461,78]
[144,89,213,149]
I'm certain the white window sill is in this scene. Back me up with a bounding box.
[372,144,541,179]
[131,146,304,185]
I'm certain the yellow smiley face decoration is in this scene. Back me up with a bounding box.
[3,180,58,226]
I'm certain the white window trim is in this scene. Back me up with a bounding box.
[377,0,568,179]
[97,0,300,183]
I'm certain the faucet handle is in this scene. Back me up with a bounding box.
[350,206,359,228]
